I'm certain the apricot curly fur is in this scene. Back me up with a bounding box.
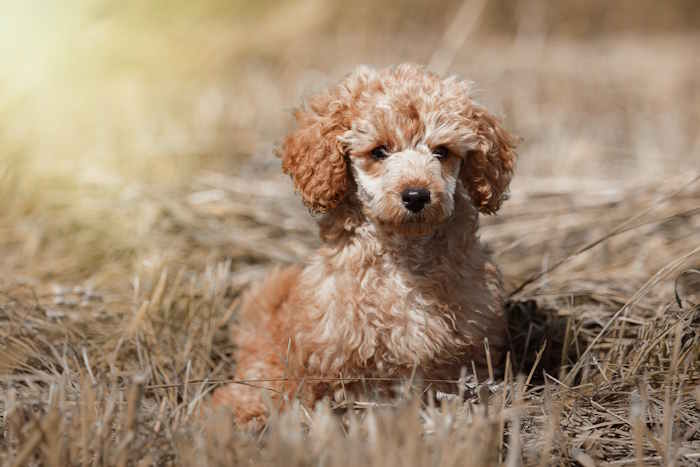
[461,110,517,214]
[279,78,368,212]
[212,64,518,428]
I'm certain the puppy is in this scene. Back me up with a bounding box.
[212,63,517,427]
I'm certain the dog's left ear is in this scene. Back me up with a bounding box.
[460,108,517,214]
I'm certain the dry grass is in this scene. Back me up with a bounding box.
[1,1,699,466]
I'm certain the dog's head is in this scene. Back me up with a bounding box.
[280,64,517,236]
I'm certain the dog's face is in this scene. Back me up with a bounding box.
[280,64,517,236]
[341,107,464,236]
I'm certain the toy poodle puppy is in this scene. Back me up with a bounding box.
[211,63,517,427]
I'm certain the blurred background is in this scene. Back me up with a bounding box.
[1,0,699,287]
[2,4,699,463]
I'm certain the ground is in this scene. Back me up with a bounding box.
[1,2,699,466]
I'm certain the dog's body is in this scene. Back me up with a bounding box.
[212,64,516,426]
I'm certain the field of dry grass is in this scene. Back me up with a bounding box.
[1,1,699,466]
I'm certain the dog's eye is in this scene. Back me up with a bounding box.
[433,146,449,160]
[370,146,389,160]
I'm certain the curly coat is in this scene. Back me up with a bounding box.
[211,64,517,427]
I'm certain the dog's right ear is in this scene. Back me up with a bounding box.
[280,67,376,213]
[279,93,352,213]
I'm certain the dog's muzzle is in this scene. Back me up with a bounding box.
[401,188,431,213]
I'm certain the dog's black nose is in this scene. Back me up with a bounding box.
[401,188,431,212]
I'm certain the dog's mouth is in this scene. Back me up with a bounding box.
[376,210,452,237]
[402,199,452,223]
[362,191,453,236]
[402,211,428,223]
[393,222,437,237]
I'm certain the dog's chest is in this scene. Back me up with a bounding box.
[301,256,473,374]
